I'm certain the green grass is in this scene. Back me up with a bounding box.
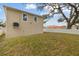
[0,32,79,56]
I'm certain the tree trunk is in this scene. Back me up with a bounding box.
[67,23,72,29]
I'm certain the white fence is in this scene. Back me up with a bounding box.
[44,28,79,35]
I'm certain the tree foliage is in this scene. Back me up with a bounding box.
[0,21,5,27]
[58,17,65,22]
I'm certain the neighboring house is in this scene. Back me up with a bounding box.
[4,6,44,38]
[72,23,79,30]
[47,25,66,29]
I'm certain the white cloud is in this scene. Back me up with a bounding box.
[44,18,67,27]
[63,9,70,12]
[44,5,54,13]
[25,4,37,9]
[40,11,49,15]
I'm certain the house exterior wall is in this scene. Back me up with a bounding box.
[4,7,44,38]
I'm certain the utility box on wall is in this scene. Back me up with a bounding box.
[4,6,44,38]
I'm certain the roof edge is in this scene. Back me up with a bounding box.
[3,5,44,18]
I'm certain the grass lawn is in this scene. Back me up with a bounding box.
[0,32,79,56]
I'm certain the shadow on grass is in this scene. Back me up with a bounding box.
[0,34,5,42]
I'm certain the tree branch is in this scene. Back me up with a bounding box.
[58,6,69,22]
[68,3,78,25]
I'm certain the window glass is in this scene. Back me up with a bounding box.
[13,22,19,28]
[23,14,27,21]
[34,16,37,22]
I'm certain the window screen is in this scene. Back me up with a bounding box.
[34,16,37,22]
[23,14,27,21]
[13,22,19,28]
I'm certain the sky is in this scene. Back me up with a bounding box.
[0,3,69,26]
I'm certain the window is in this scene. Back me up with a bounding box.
[23,14,27,21]
[13,22,19,28]
[34,16,37,22]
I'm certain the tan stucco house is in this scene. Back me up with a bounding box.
[4,6,44,38]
